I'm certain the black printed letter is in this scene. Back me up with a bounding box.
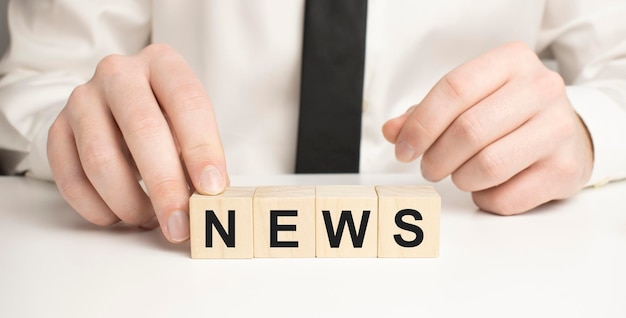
[205,210,235,248]
[270,210,299,248]
[323,210,370,248]
[393,209,424,247]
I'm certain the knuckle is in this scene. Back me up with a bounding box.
[148,177,189,212]
[126,115,166,140]
[152,178,180,196]
[95,54,130,79]
[442,70,471,102]
[553,114,576,139]
[506,41,532,55]
[168,87,208,113]
[150,177,186,202]
[182,143,221,165]
[550,158,581,181]
[65,84,97,122]
[68,83,93,104]
[47,117,64,140]
[404,113,435,147]
[420,154,443,181]
[475,149,506,182]
[506,41,536,61]
[534,70,565,99]
[80,145,119,175]
[545,70,565,89]
[504,42,543,70]
[56,178,87,206]
[142,43,187,69]
[142,43,177,57]
[452,114,483,147]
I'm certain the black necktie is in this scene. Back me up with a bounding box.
[295,0,368,173]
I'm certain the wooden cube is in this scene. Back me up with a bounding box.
[253,186,316,258]
[189,187,255,259]
[315,185,378,257]
[376,186,440,258]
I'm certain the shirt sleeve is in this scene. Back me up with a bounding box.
[0,0,151,179]
[539,0,626,187]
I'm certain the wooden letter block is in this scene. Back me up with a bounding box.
[376,186,440,258]
[315,185,378,257]
[253,186,316,258]
[189,187,255,259]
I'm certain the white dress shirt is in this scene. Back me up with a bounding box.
[1,0,625,187]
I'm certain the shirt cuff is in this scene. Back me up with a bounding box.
[566,85,626,187]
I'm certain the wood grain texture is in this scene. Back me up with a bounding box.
[315,185,378,257]
[376,186,440,258]
[253,186,316,258]
[190,187,255,259]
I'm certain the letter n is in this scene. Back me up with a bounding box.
[205,210,235,248]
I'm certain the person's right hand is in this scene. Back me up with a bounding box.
[47,44,229,243]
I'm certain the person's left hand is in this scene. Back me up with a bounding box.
[383,42,594,215]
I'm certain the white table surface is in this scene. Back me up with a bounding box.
[1,174,625,318]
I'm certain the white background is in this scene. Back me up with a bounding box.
[1,174,625,318]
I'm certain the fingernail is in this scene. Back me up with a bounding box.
[199,165,225,195]
[396,141,416,162]
[167,210,189,243]
[140,216,160,230]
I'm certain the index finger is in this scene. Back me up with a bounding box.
[142,44,229,195]
[394,42,537,162]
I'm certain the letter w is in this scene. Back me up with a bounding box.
[322,210,370,248]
